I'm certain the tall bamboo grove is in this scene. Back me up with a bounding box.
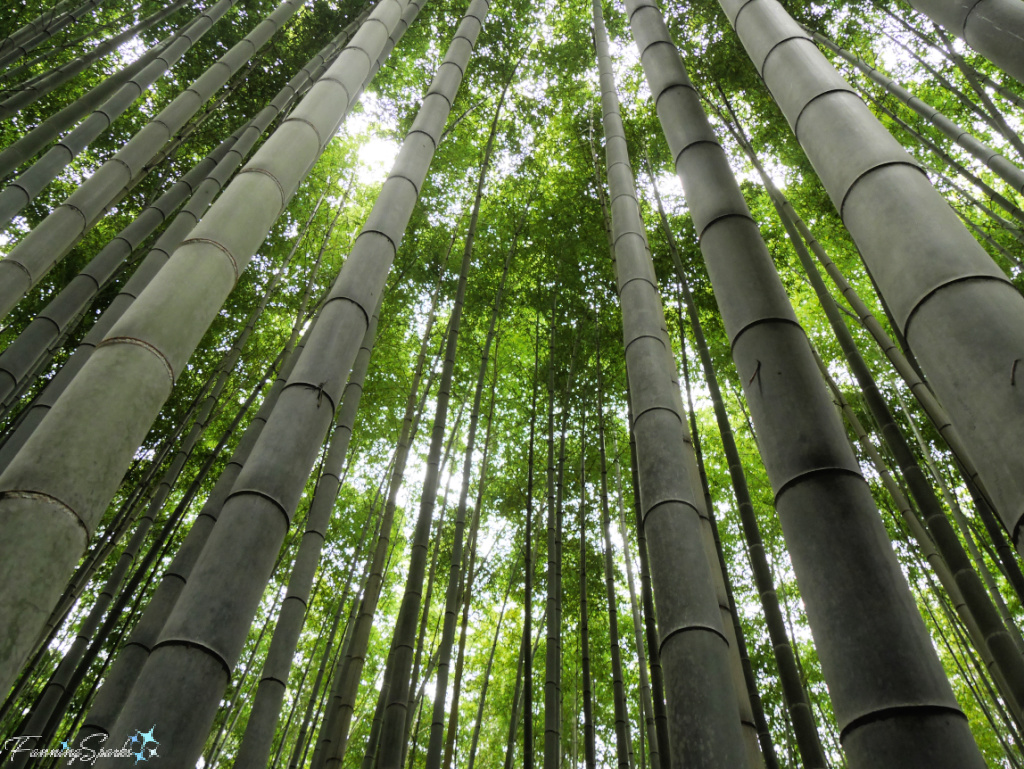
[1,0,1024,766]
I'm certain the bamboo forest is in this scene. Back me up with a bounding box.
[4,0,1024,764]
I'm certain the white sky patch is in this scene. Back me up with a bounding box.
[735,152,790,192]
[344,92,401,186]
[121,36,147,59]
[872,32,907,74]
[357,135,400,184]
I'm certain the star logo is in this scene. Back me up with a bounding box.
[129,726,159,764]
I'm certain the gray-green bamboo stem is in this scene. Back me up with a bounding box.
[424,144,511,769]
[865,91,1024,230]
[646,159,827,768]
[522,309,541,769]
[367,6,493,760]
[623,392,670,769]
[0,0,114,68]
[0,0,345,313]
[898,389,1024,653]
[0,30,177,183]
[312,294,443,767]
[807,26,1024,194]
[0,10,355,411]
[0,0,191,118]
[594,325,635,769]
[641,0,989,763]
[598,2,747,763]
[0,129,241,416]
[73,282,321,747]
[0,0,239,240]
[710,2,1024,551]
[579,400,596,769]
[676,328,780,769]
[232,299,381,768]
[0,23,357,470]
[903,0,1024,84]
[11,289,294,763]
[284,494,382,769]
[720,89,1024,730]
[543,295,561,769]
[610,430,659,769]
[927,24,1024,160]
[0,0,416,699]
[816,349,1024,736]
[466,572,512,769]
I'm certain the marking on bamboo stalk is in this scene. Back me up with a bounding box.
[747,359,761,386]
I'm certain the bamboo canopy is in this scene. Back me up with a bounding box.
[1,0,1024,766]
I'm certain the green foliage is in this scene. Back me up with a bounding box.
[2,0,1023,765]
